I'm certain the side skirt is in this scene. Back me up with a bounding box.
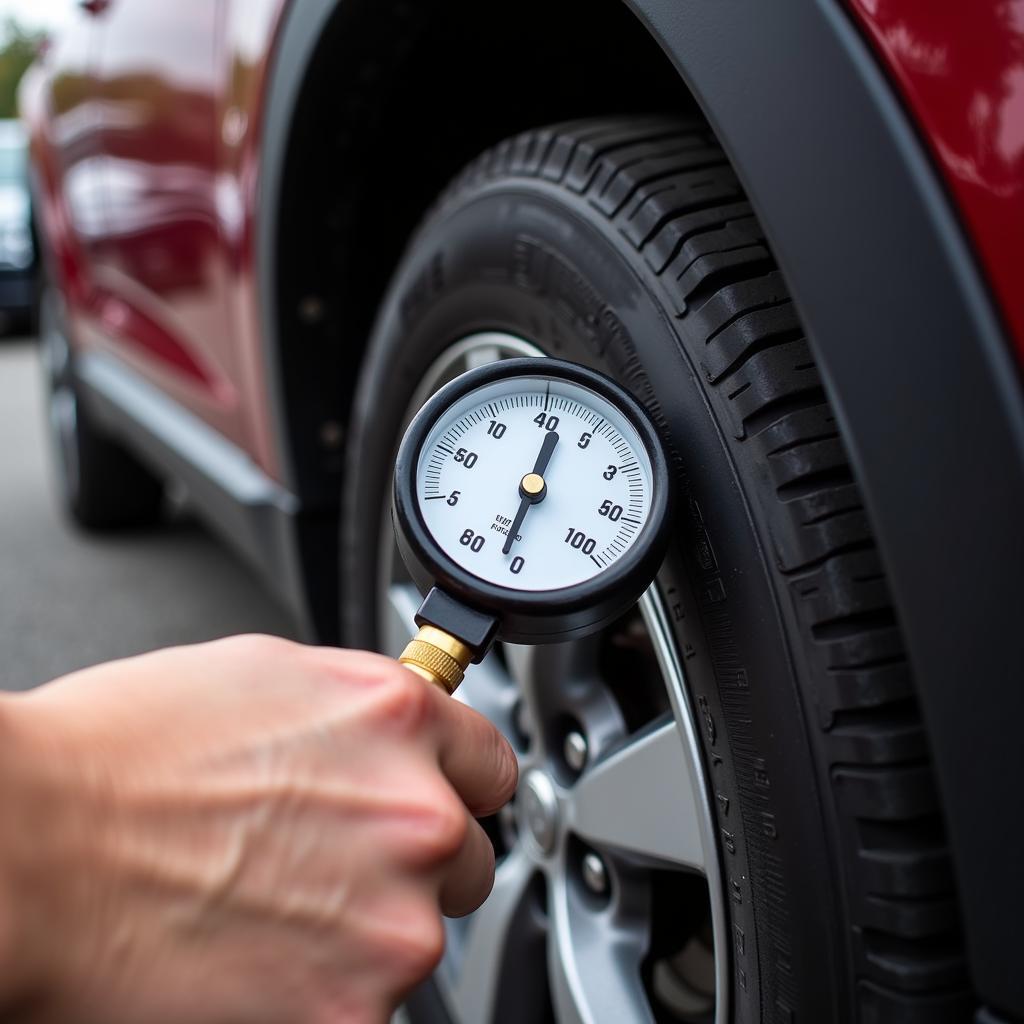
[76,351,329,640]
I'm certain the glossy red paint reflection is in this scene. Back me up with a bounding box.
[20,0,289,477]
[848,0,1024,362]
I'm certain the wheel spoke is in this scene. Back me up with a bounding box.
[548,876,652,1024]
[449,850,542,1023]
[567,718,706,873]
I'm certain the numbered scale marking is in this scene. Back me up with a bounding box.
[415,377,653,592]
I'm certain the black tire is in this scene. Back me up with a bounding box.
[342,117,971,1022]
[39,283,163,530]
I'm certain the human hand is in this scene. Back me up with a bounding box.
[0,635,517,1024]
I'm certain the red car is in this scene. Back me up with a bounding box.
[21,2,1024,1022]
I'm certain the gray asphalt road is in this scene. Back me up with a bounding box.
[0,338,299,691]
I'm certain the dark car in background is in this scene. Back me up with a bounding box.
[0,119,34,328]
[19,1,1024,1022]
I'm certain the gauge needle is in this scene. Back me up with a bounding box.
[503,430,559,555]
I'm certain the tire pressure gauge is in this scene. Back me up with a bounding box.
[393,358,671,693]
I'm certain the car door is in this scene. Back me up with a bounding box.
[85,0,246,447]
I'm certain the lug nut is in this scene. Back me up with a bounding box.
[563,730,588,772]
[581,851,608,896]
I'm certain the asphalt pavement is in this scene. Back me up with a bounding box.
[0,337,299,692]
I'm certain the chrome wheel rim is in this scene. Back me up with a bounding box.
[378,333,728,1024]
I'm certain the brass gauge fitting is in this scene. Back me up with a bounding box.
[399,625,475,695]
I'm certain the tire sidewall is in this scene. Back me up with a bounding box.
[343,182,843,1023]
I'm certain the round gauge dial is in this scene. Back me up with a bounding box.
[415,375,653,592]
[393,358,670,644]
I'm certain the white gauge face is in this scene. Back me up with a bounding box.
[415,374,654,592]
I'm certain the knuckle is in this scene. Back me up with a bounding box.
[409,792,467,862]
[223,632,296,662]
[390,908,446,979]
[369,669,434,734]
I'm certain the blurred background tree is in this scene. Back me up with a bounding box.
[0,18,44,118]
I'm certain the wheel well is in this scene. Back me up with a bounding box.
[273,0,699,509]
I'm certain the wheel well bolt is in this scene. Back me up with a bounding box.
[563,730,588,773]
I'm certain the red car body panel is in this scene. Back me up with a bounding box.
[22,0,287,479]
[22,0,1023,499]
[849,0,1024,361]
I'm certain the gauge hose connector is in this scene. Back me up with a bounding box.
[399,625,475,694]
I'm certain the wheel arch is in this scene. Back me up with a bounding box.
[258,0,698,508]
[256,0,700,645]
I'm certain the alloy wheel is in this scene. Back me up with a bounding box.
[378,334,728,1024]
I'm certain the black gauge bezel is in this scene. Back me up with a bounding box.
[392,358,672,645]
